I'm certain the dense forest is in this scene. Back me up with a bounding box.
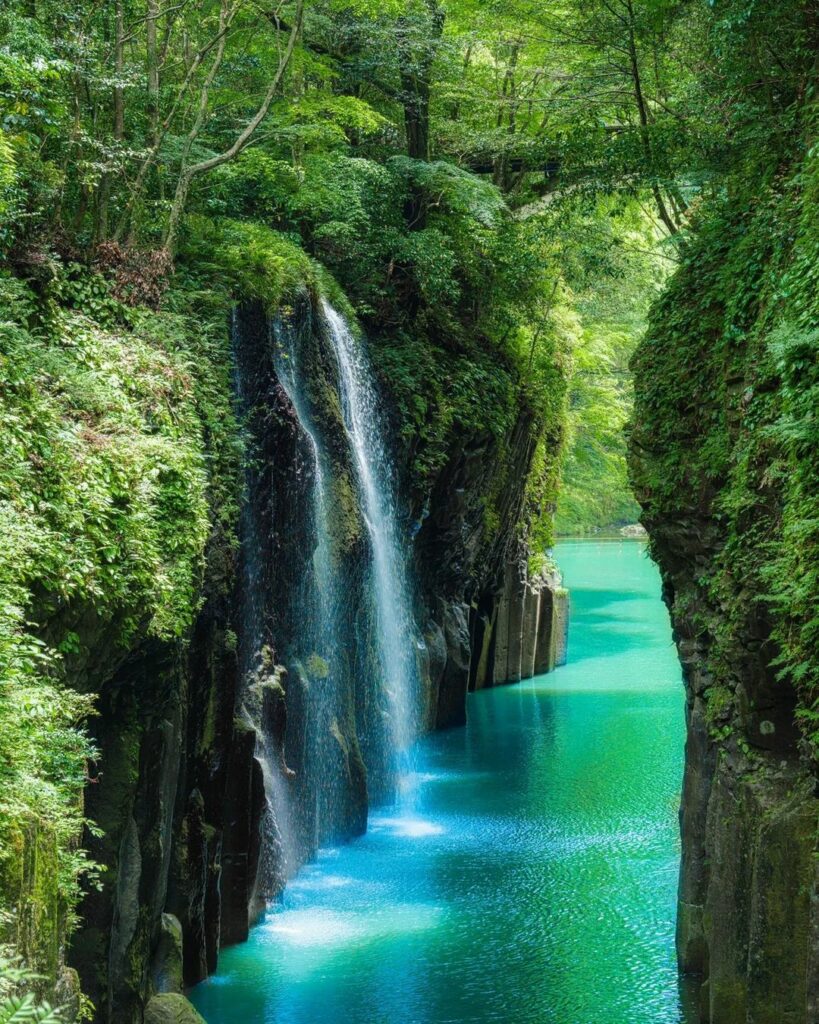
[0,0,817,1022]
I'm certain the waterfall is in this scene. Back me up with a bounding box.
[271,320,334,620]
[321,301,420,770]
[230,309,294,904]
[230,297,422,923]
[270,316,349,847]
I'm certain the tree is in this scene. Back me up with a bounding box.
[163,0,304,254]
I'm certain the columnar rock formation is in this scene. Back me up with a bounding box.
[470,560,568,691]
[628,504,818,1024]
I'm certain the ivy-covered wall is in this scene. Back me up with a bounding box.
[629,123,819,1024]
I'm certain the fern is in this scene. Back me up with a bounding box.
[0,993,64,1023]
[0,960,64,1024]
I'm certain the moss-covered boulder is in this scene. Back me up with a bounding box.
[144,993,207,1024]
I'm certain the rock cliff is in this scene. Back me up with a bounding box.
[629,141,819,1022]
[0,283,566,1023]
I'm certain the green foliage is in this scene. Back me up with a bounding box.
[0,955,65,1023]
[630,45,819,753]
[556,322,640,534]
[370,326,521,482]
[0,268,239,943]
[0,130,15,218]
[703,685,734,732]
[765,323,819,734]
[389,158,507,228]
[181,219,319,311]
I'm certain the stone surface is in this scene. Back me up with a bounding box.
[0,815,61,981]
[629,455,818,1021]
[490,565,514,686]
[520,586,541,681]
[144,994,207,1024]
[551,589,569,668]
[473,559,565,689]
[435,601,472,728]
[151,914,184,995]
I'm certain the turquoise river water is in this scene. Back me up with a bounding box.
[192,539,691,1024]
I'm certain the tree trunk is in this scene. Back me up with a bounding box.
[624,0,678,237]
[147,0,160,149]
[113,17,235,242]
[397,0,444,227]
[96,0,125,242]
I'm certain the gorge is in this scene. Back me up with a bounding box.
[0,2,818,1023]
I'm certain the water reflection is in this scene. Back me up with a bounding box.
[192,539,687,1024]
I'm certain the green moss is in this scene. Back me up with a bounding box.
[0,817,60,979]
[369,327,520,485]
[0,265,241,958]
[180,219,315,311]
[145,992,207,1024]
[704,686,734,730]
[327,474,362,557]
[630,125,819,756]
[305,653,330,680]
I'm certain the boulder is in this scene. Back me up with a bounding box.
[144,994,207,1024]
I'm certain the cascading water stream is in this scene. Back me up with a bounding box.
[271,319,334,627]
[232,297,423,918]
[230,309,295,904]
[321,301,420,782]
[270,317,348,849]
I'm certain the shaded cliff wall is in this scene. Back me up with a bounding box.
[629,137,819,1021]
[411,417,568,727]
[1,265,569,1023]
[470,560,568,693]
[369,325,569,729]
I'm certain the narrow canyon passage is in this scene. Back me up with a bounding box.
[191,539,690,1024]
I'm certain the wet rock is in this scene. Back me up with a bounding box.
[533,587,555,676]
[219,719,262,945]
[435,601,471,728]
[475,559,566,688]
[0,815,61,981]
[551,589,569,668]
[490,566,514,685]
[411,393,565,709]
[520,585,541,680]
[629,453,818,1021]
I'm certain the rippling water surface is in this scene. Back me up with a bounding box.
[192,539,690,1024]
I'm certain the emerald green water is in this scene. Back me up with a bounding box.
[191,539,688,1024]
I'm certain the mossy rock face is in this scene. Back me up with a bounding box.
[144,993,207,1024]
[0,816,61,980]
[151,913,184,995]
[327,471,363,556]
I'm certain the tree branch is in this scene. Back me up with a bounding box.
[164,0,304,254]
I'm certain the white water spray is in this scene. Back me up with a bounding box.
[230,309,295,900]
[321,301,420,766]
